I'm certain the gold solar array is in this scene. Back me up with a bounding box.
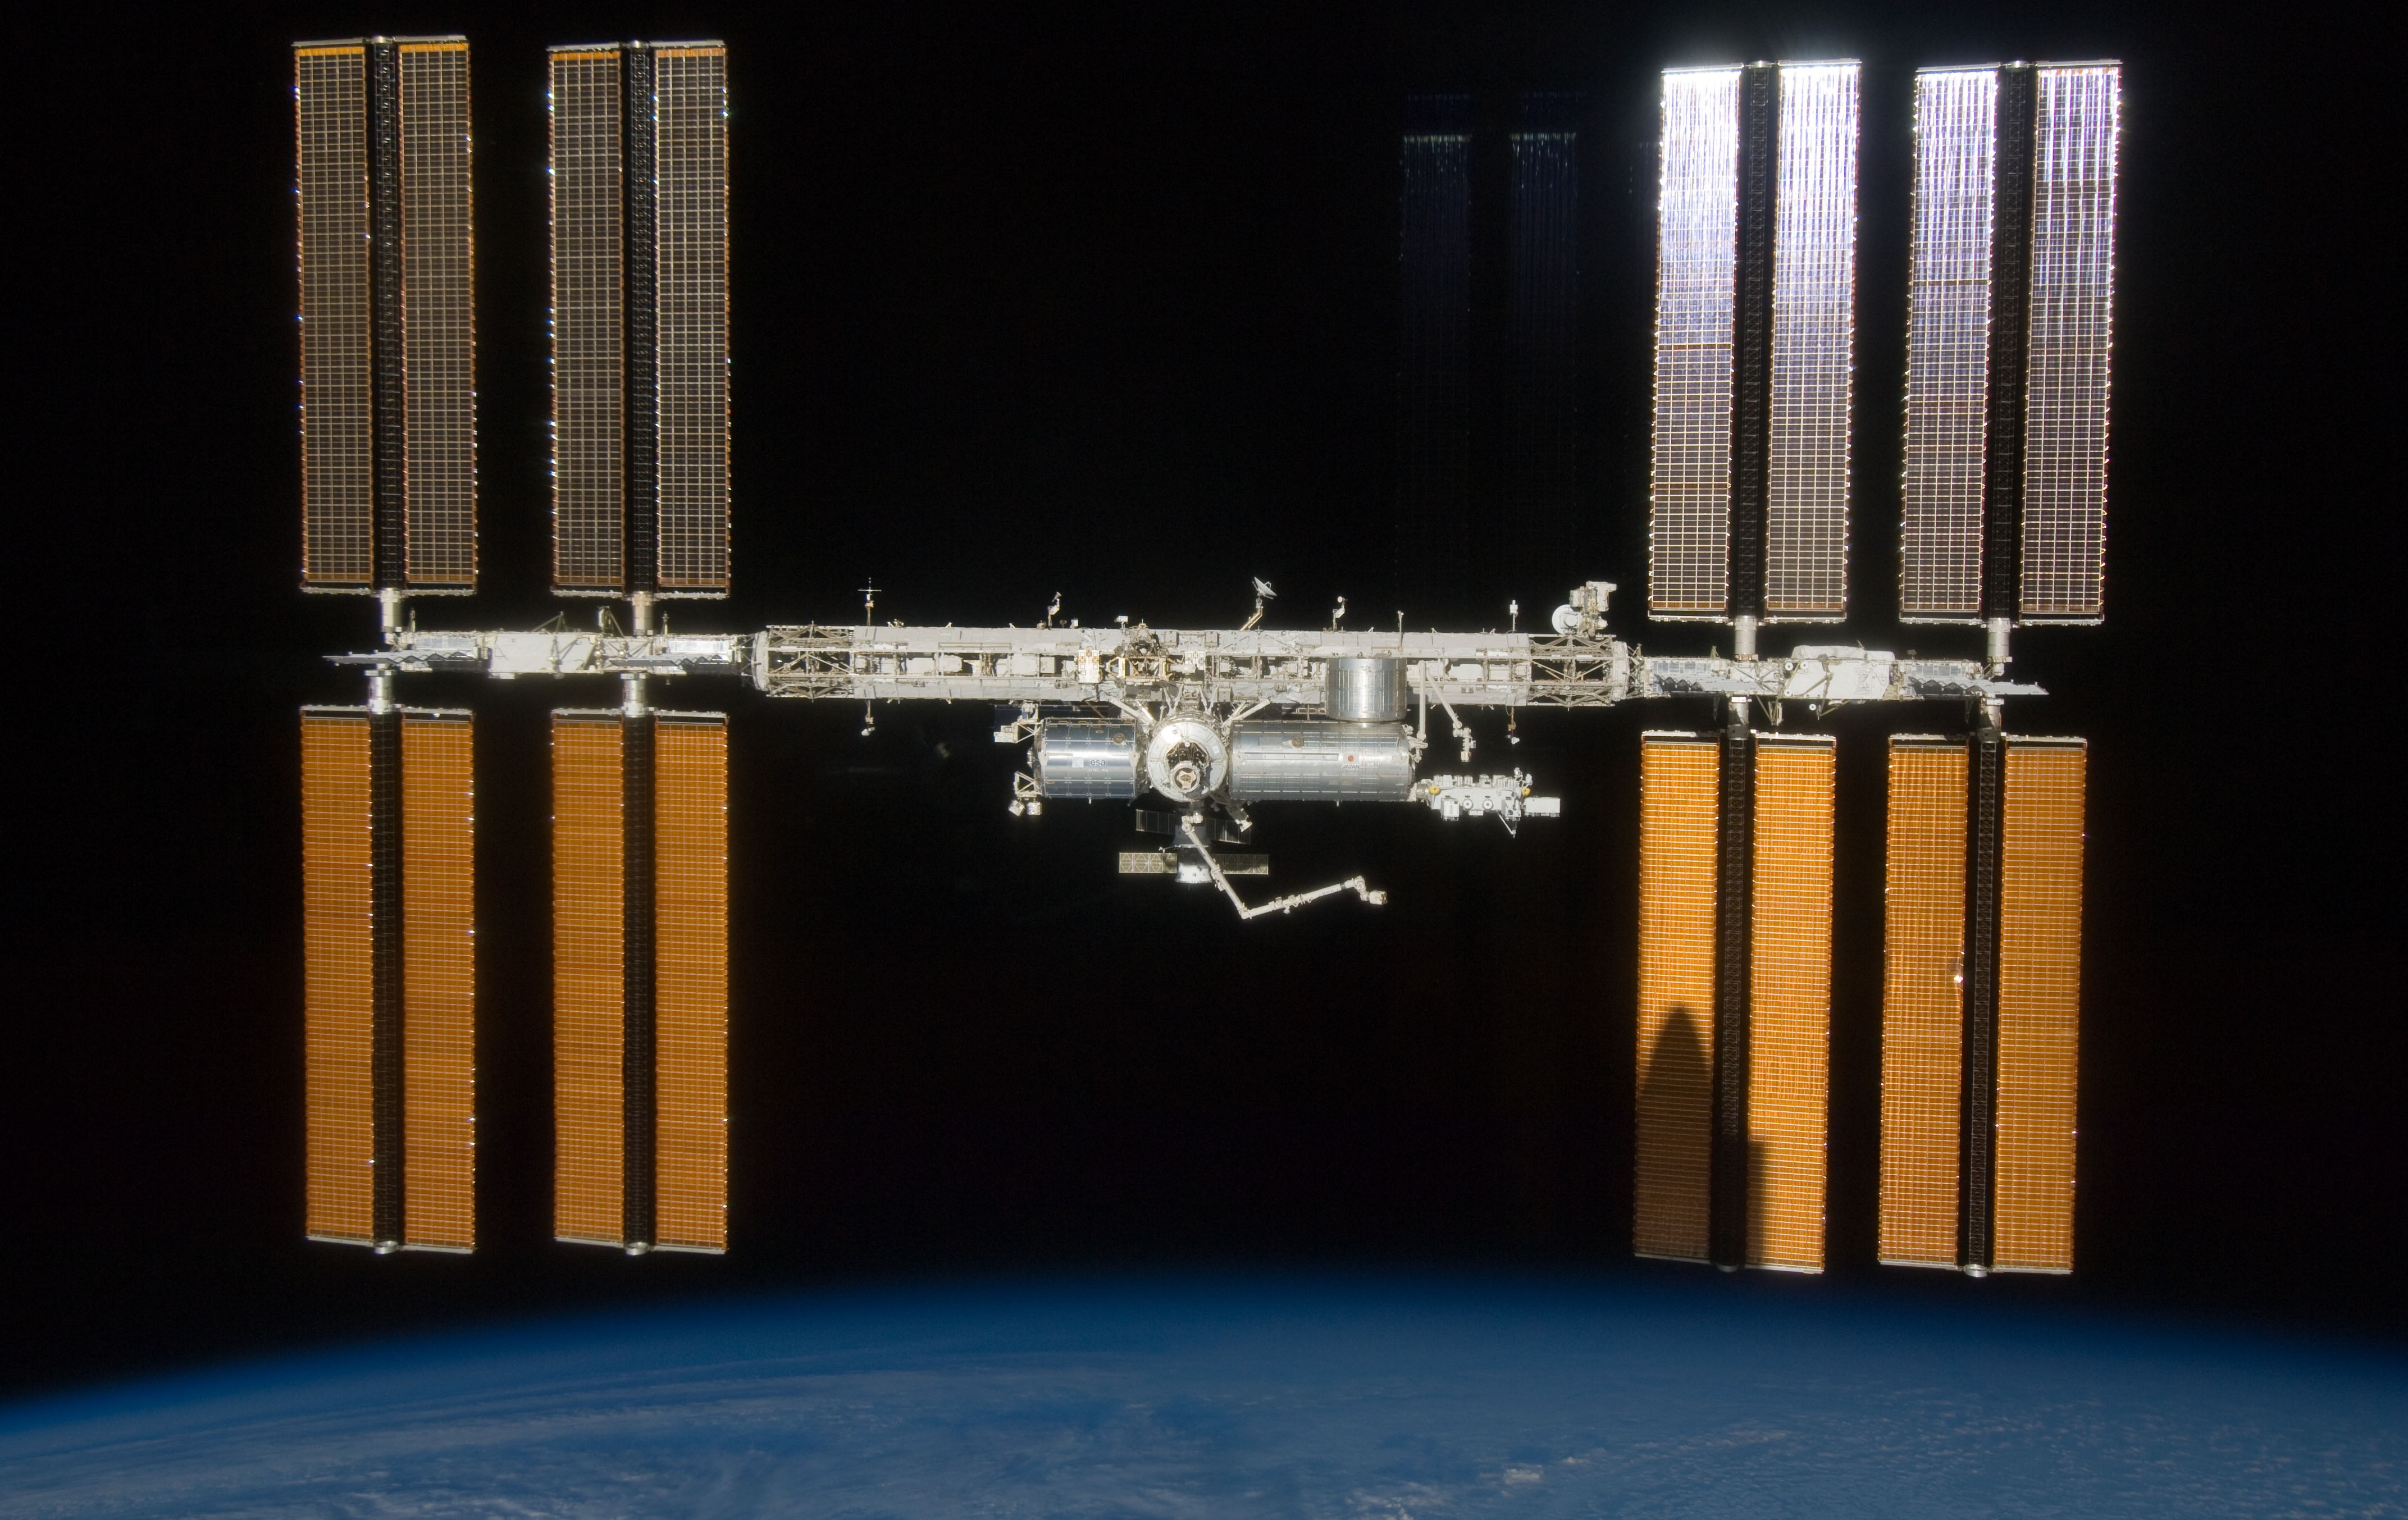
[396,41,477,588]
[400,713,476,1250]
[1878,738,1968,1267]
[302,711,375,1241]
[1746,736,1834,1271]
[653,48,732,593]
[1994,740,2084,1272]
[553,714,627,1243]
[1634,733,1719,1261]
[295,46,372,587]
[654,715,731,1251]
[548,49,626,591]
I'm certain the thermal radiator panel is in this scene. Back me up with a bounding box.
[653,48,732,593]
[654,714,730,1251]
[1648,69,1740,619]
[1878,737,1968,1267]
[2018,69,2118,622]
[1899,69,1997,621]
[553,713,627,1243]
[396,42,477,589]
[295,47,373,587]
[302,711,376,1240]
[1994,738,2085,1271]
[1763,65,1857,620]
[1746,734,1834,1271]
[549,51,627,592]
[1634,733,1720,1261]
[399,711,476,1250]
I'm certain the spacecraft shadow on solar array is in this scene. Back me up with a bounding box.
[291,39,2115,1276]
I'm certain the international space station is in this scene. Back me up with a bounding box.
[291,40,2118,1281]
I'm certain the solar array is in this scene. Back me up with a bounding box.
[549,44,732,600]
[553,711,731,1253]
[291,46,2113,1275]
[1634,730,1835,1271]
[294,39,477,594]
[300,706,475,1252]
[1877,735,2083,1273]
[1649,62,1859,630]
[1901,65,2120,624]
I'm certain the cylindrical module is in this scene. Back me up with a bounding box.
[1228,721,1416,802]
[1031,722,1141,800]
[1324,658,1410,722]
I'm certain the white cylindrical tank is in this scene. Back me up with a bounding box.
[1228,720,1416,802]
[1324,657,1410,723]
[1032,722,1140,798]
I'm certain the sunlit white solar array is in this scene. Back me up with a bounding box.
[2018,67,2118,621]
[1649,69,1741,618]
[1900,63,2118,624]
[1899,70,1997,619]
[1649,62,1858,624]
[1764,64,1858,620]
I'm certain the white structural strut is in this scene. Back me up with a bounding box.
[342,624,2040,711]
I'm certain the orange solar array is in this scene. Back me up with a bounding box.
[1994,739,2085,1273]
[654,715,730,1252]
[1879,738,1968,1267]
[302,712,375,1241]
[1746,735,1834,1272]
[401,713,476,1250]
[554,714,627,1244]
[1634,733,1719,1262]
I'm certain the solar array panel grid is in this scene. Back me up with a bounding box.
[1994,738,2084,1272]
[654,714,729,1251]
[1746,735,1833,1271]
[1634,733,1719,1261]
[1649,69,1740,620]
[302,711,375,1241]
[1878,737,1967,1267]
[1899,70,1996,622]
[1395,102,1472,595]
[400,712,475,1250]
[2018,68,2118,622]
[1763,63,1857,620]
[397,43,476,590]
[553,714,626,1243]
[550,50,626,592]
[653,47,732,594]
[295,47,373,588]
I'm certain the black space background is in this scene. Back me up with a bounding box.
[4,1,2396,1399]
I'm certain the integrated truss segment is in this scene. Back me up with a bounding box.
[355,620,2033,713]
